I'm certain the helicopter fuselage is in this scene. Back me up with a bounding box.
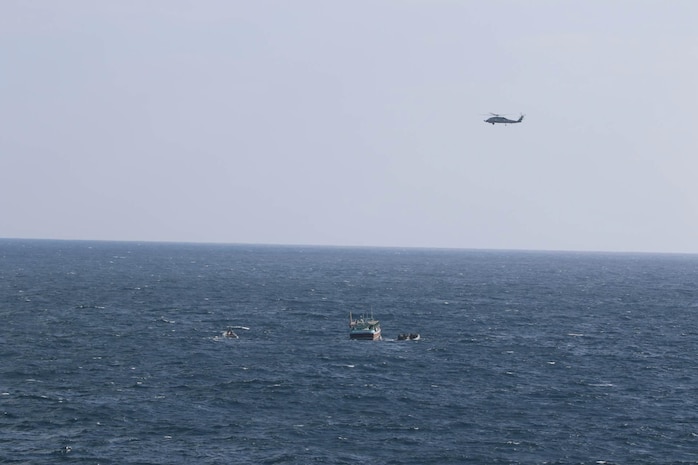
[485,115,524,125]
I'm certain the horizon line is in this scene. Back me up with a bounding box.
[1,236,696,257]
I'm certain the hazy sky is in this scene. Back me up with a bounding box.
[2,1,697,253]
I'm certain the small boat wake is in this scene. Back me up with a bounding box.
[214,325,251,340]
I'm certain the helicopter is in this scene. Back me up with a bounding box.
[484,113,524,125]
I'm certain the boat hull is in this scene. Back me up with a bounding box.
[349,330,382,341]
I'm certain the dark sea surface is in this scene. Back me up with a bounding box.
[1,239,697,464]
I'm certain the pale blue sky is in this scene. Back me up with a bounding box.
[2,1,697,253]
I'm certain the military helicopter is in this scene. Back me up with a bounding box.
[484,113,524,125]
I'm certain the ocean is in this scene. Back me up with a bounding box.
[1,239,697,464]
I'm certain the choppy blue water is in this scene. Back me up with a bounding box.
[1,240,697,464]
